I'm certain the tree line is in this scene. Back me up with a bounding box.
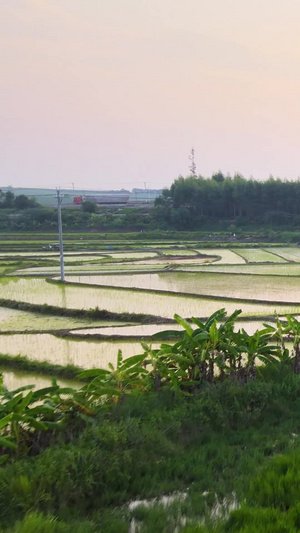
[3,174,300,231]
[154,173,300,228]
[0,190,37,210]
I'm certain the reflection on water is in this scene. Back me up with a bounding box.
[67,272,300,304]
[0,334,157,369]
[0,277,299,319]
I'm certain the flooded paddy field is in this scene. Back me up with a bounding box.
[231,248,287,263]
[0,333,158,370]
[66,271,300,303]
[265,247,300,262]
[177,263,300,275]
[17,263,167,275]
[195,249,245,264]
[68,319,277,338]
[0,307,127,332]
[0,276,298,319]
[2,240,300,385]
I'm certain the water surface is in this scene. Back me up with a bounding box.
[0,333,155,369]
[67,272,300,303]
[1,277,298,319]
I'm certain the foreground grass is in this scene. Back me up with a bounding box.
[2,366,300,531]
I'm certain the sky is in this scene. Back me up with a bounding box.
[1,0,300,191]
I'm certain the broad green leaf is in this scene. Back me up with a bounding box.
[192,331,210,341]
[209,322,219,345]
[53,387,76,395]
[151,330,183,340]
[4,393,24,411]
[174,314,194,336]
[32,386,60,399]
[15,391,34,414]
[191,317,205,329]
[26,405,55,416]
[119,353,146,370]
[0,437,17,450]
[6,385,35,396]
[77,368,110,379]
[205,309,226,329]
[0,414,12,430]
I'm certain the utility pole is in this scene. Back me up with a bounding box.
[56,188,65,282]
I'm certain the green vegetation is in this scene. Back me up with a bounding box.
[0,355,84,381]
[1,311,300,530]
[155,174,300,230]
[0,191,38,210]
[5,174,300,233]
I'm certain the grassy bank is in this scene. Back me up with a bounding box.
[0,297,173,324]
[1,364,300,532]
[0,354,84,381]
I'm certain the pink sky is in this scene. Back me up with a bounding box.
[2,0,300,190]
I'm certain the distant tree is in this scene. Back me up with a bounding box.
[212,171,225,183]
[81,200,97,213]
[3,191,15,208]
[14,194,37,209]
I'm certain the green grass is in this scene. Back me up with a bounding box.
[2,368,300,531]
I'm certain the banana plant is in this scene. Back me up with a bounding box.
[77,350,149,404]
[273,315,300,373]
[234,327,280,382]
[150,309,242,388]
[0,382,77,457]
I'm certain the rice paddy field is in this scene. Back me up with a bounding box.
[1,234,300,384]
